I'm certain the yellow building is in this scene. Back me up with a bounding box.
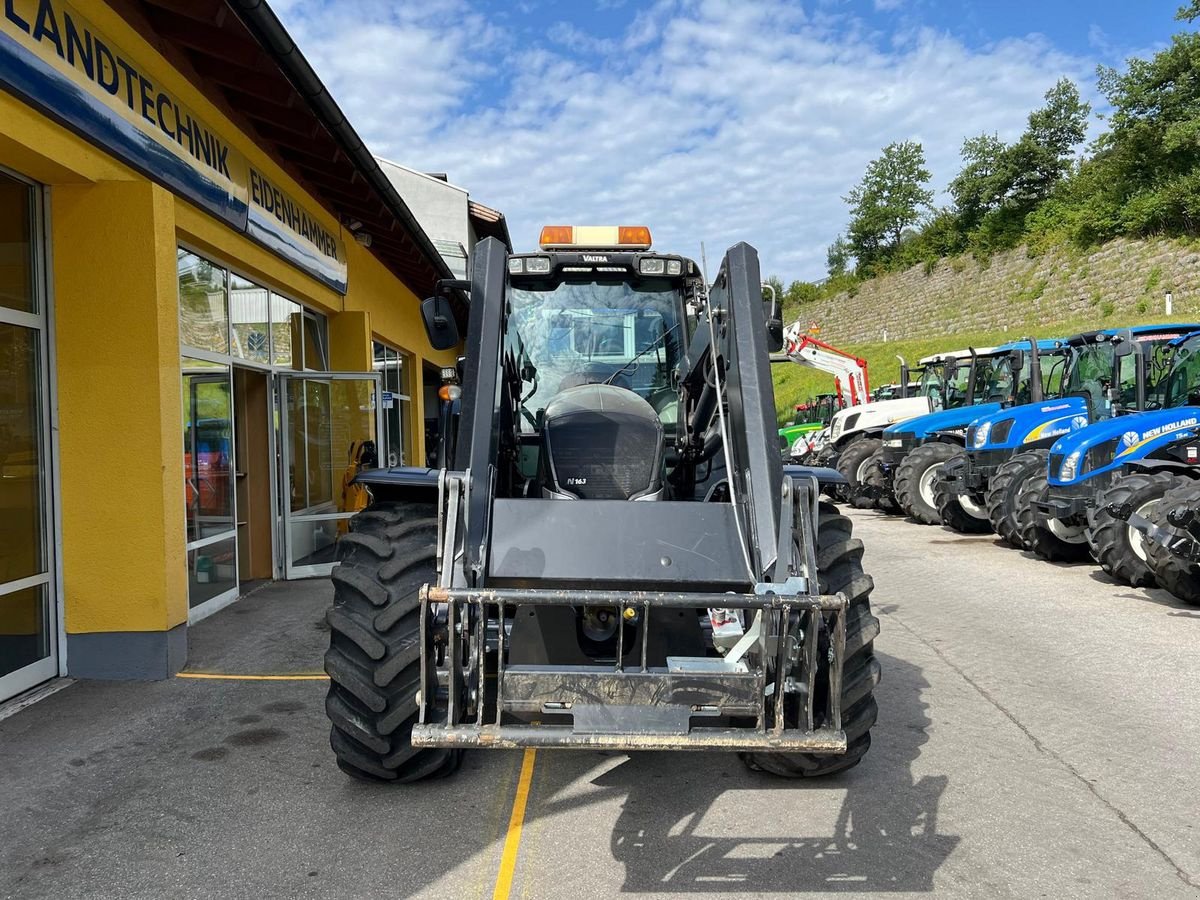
[0,0,488,698]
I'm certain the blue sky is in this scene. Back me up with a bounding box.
[272,0,1188,282]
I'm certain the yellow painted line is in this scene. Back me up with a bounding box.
[176,672,329,681]
[492,749,538,900]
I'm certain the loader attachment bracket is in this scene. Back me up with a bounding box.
[413,476,850,754]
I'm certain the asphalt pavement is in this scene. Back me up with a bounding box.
[2,508,1199,899]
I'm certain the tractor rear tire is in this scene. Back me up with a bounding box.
[860,448,899,512]
[742,502,880,777]
[895,442,959,525]
[933,448,991,533]
[836,437,882,508]
[1145,479,1200,606]
[1014,471,1092,562]
[324,501,463,784]
[987,450,1048,550]
[1089,472,1180,587]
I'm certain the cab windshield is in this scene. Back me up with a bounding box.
[973,355,1017,404]
[507,277,684,431]
[1163,336,1200,408]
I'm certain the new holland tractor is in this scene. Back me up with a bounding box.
[826,351,968,502]
[1021,329,1200,584]
[869,341,1062,522]
[937,325,1200,544]
[322,226,881,783]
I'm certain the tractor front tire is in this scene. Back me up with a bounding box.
[987,450,1048,549]
[1089,472,1180,587]
[1145,479,1200,606]
[324,501,463,783]
[933,448,991,533]
[836,437,882,508]
[861,448,899,513]
[742,502,881,777]
[896,442,959,525]
[1014,471,1091,562]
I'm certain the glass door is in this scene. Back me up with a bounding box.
[0,169,56,702]
[182,364,238,620]
[278,373,382,578]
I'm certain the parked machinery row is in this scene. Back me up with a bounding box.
[803,323,1200,607]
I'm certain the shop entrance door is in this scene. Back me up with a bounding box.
[278,373,382,579]
[0,169,56,702]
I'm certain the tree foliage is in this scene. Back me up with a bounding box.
[792,8,1200,294]
[845,141,933,270]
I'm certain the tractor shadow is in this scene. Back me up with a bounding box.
[528,652,955,893]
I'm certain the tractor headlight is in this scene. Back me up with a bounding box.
[526,256,551,273]
[639,258,666,275]
[1060,450,1083,481]
[791,436,807,456]
[972,421,992,448]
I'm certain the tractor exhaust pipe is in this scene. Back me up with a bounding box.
[1025,337,1044,404]
[964,348,979,406]
[897,355,909,399]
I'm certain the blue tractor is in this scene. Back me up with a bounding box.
[1020,329,1200,584]
[936,325,1200,544]
[874,340,1064,528]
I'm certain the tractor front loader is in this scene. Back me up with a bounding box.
[322,228,881,783]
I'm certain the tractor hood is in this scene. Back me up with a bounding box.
[829,396,932,443]
[968,396,1090,452]
[1047,407,1200,485]
[884,402,1003,442]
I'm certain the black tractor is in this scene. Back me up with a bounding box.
[322,226,881,782]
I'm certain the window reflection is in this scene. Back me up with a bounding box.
[271,294,301,368]
[0,585,49,676]
[229,274,270,364]
[182,362,235,542]
[178,251,229,355]
[0,175,34,314]
[0,324,44,584]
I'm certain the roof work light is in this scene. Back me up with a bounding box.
[538,225,653,250]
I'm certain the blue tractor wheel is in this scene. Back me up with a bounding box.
[1089,472,1181,588]
[1145,479,1200,606]
[986,449,1049,550]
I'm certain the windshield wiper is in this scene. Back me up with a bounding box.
[603,322,681,385]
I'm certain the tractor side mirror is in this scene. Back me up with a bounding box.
[761,283,784,353]
[1008,349,1025,375]
[765,309,784,353]
[1113,336,1133,357]
[943,358,959,383]
[421,296,460,351]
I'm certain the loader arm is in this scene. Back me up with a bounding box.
[780,326,870,406]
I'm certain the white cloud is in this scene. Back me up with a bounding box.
[276,0,1096,281]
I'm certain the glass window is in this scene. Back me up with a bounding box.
[178,251,229,355]
[0,175,34,314]
[271,293,301,368]
[229,274,270,364]
[182,360,235,543]
[373,340,409,467]
[0,323,45,584]
[304,310,328,371]
[0,585,50,677]
[188,538,237,609]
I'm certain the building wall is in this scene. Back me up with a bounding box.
[0,0,457,680]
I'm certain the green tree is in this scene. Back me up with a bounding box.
[826,235,851,277]
[1005,78,1091,208]
[845,141,934,269]
[949,133,1008,230]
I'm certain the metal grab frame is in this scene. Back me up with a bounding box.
[412,475,852,754]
